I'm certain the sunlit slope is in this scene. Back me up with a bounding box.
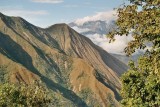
[0,12,127,106]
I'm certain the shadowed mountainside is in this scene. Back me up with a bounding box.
[0,12,127,106]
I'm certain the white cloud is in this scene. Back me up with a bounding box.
[31,0,63,3]
[0,7,49,27]
[85,34,133,55]
[72,25,133,54]
[0,6,49,17]
[72,26,90,33]
[0,9,49,17]
[71,10,135,55]
[74,10,117,26]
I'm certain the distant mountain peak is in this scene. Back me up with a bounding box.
[69,19,116,35]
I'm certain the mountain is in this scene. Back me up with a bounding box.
[69,20,131,55]
[69,20,141,63]
[0,12,127,106]
[111,53,141,65]
[69,20,116,35]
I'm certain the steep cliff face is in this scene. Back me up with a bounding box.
[0,13,127,106]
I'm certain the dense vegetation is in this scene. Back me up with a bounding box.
[108,0,160,106]
[0,83,51,107]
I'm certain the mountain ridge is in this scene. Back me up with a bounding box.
[0,13,127,106]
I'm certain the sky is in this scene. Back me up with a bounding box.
[0,0,125,28]
[0,0,134,55]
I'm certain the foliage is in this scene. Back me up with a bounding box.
[54,53,73,88]
[106,93,116,107]
[0,83,51,107]
[49,90,75,107]
[78,88,101,107]
[108,0,160,106]
[121,57,160,107]
[0,65,8,83]
[108,0,160,56]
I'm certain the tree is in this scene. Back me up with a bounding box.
[108,0,160,106]
[0,83,51,107]
[0,65,8,83]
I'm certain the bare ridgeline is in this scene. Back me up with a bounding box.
[0,12,127,107]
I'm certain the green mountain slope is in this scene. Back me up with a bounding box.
[0,12,127,107]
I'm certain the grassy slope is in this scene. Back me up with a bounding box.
[0,13,127,106]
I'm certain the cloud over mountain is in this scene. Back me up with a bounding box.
[81,33,133,55]
[74,10,117,26]
[70,11,133,55]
